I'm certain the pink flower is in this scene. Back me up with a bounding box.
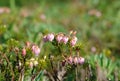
[43,33,54,42]
[47,33,54,41]
[68,56,73,64]
[73,57,78,64]
[78,57,85,64]
[56,34,64,43]
[22,48,26,56]
[32,45,40,56]
[70,36,77,47]
[62,36,69,44]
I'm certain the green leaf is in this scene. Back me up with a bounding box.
[107,62,116,77]
[34,70,44,81]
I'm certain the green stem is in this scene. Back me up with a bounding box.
[10,0,16,11]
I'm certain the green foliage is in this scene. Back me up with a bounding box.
[34,71,44,81]
[7,39,19,47]
[88,54,117,80]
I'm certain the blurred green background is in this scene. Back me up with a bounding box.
[0,0,120,58]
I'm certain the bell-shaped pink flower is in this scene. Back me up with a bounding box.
[68,56,73,64]
[22,48,26,56]
[70,36,77,47]
[62,36,69,44]
[32,45,40,56]
[78,57,85,64]
[46,33,54,42]
[56,34,64,43]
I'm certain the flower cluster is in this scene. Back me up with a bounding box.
[56,33,69,44]
[62,56,85,66]
[43,32,78,47]
[21,42,41,57]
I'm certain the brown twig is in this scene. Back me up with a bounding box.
[50,58,60,81]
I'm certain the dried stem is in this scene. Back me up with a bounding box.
[1,53,15,81]
[50,58,60,81]
[75,65,78,81]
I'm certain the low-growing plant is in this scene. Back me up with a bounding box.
[0,30,119,81]
[0,31,86,81]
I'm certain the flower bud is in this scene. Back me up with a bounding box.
[44,56,46,60]
[33,60,38,66]
[19,61,22,67]
[29,62,33,68]
[26,41,31,48]
[22,48,26,56]
[78,57,85,64]
[70,30,73,35]
[30,58,35,61]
